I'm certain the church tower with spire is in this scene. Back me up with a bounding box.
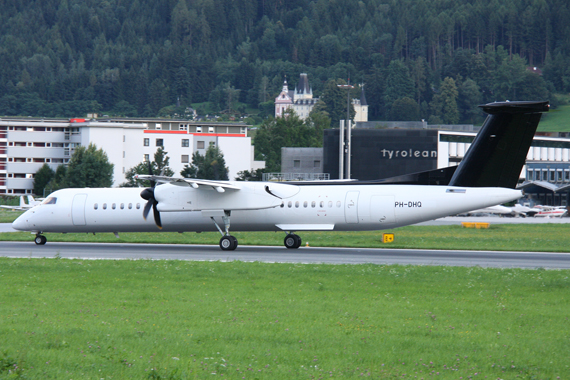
[274,77,293,117]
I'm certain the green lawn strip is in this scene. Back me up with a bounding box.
[0,209,23,223]
[2,223,570,252]
[0,259,568,379]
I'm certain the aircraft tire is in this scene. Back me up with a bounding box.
[220,235,237,251]
[34,235,47,245]
[284,234,301,249]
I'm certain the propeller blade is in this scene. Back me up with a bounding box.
[143,200,153,220]
[153,201,162,229]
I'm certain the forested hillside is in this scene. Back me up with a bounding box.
[1,0,569,123]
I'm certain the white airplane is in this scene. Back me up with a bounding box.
[12,101,549,250]
[533,205,568,218]
[0,195,41,211]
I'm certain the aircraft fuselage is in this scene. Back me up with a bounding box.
[13,183,521,236]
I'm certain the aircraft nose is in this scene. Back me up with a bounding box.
[11,213,30,231]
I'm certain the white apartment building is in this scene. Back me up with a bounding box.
[0,117,264,195]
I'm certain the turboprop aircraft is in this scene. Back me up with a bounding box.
[12,101,549,250]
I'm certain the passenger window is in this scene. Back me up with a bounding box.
[120,203,124,210]
[288,201,292,208]
[128,203,132,209]
[303,201,308,208]
[112,203,116,210]
[311,201,316,208]
[328,201,333,208]
[94,203,98,210]
[280,202,284,208]
[295,201,299,208]
[103,203,107,210]
[320,201,324,208]
[336,201,341,207]
[136,203,141,209]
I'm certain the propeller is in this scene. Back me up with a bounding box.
[140,162,162,229]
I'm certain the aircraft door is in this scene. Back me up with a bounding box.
[71,193,87,226]
[344,191,360,223]
[370,195,396,225]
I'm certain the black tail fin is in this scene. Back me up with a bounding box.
[448,101,549,188]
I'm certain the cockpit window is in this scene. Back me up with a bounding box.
[42,197,57,205]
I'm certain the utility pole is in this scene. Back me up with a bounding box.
[337,83,354,179]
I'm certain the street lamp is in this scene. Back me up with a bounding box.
[337,84,354,179]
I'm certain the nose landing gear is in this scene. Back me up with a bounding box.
[34,233,47,245]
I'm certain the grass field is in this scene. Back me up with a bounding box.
[0,259,568,379]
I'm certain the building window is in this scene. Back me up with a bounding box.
[180,124,188,131]
[182,139,189,147]
[294,160,301,168]
[143,154,150,162]
[196,126,202,133]
[314,160,320,168]
[208,127,214,133]
[181,155,189,163]
[209,141,215,147]
[156,138,163,147]
[197,141,205,149]
[144,138,149,146]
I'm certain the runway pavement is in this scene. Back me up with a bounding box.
[1,241,569,269]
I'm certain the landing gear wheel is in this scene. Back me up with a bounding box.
[34,235,47,245]
[220,235,238,251]
[284,234,302,249]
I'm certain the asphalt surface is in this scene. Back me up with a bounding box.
[1,241,569,269]
[2,218,569,268]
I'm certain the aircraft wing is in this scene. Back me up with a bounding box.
[0,205,27,210]
[135,175,240,193]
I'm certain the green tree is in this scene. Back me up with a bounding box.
[384,60,415,111]
[319,79,356,128]
[121,147,174,187]
[389,97,420,121]
[181,145,229,180]
[64,143,114,188]
[33,163,55,196]
[235,168,264,181]
[44,165,68,193]
[254,109,325,172]
[429,77,460,124]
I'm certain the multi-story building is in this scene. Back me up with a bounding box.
[275,73,368,122]
[0,117,264,195]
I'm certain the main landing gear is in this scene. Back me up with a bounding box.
[211,211,238,251]
[34,233,47,245]
[284,233,302,249]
